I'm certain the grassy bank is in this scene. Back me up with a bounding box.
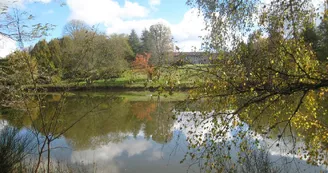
[25,65,206,92]
[69,90,188,101]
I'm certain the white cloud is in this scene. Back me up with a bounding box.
[149,0,160,6]
[70,139,152,172]
[67,0,149,25]
[150,150,163,160]
[171,9,206,51]
[105,18,167,35]
[71,139,151,164]
[0,0,51,9]
[28,0,51,3]
[0,34,16,58]
[105,8,206,51]
[66,0,207,51]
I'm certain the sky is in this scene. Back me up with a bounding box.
[1,0,325,58]
[0,0,207,57]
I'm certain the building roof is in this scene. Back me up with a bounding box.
[173,52,206,57]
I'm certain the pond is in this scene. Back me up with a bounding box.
[0,91,327,173]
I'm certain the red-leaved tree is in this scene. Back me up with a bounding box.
[132,53,154,80]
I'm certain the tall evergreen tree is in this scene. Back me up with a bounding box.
[302,25,319,52]
[318,16,328,61]
[30,40,56,77]
[128,29,141,56]
[140,29,152,53]
[48,39,62,69]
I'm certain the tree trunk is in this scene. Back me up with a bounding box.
[47,139,51,173]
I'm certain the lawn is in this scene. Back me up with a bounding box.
[26,65,208,91]
[67,90,188,102]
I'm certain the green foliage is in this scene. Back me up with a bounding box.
[1,95,176,149]
[0,126,34,173]
[182,0,328,171]
[8,31,132,83]
[149,23,174,65]
[48,39,62,69]
[107,34,134,67]
[30,39,58,83]
[87,33,131,81]
[62,19,90,39]
[60,36,75,79]
[128,29,141,57]
[7,51,38,85]
[317,16,328,61]
[140,29,153,53]
[0,58,15,107]
[301,17,328,61]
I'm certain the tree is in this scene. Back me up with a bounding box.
[1,3,117,173]
[30,40,57,83]
[302,24,319,53]
[317,14,328,61]
[62,19,90,39]
[79,33,132,82]
[107,34,134,65]
[128,29,141,57]
[59,36,75,79]
[7,51,38,85]
[132,53,154,80]
[149,23,174,65]
[48,39,62,70]
[178,0,328,171]
[0,8,54,49]
[140,29,152,53]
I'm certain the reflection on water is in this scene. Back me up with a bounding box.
[0,92,327,172]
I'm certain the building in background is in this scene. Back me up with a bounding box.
[174,52,211,64]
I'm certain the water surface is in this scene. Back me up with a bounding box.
[1,91,327,172]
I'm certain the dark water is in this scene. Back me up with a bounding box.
[0,92,327,173]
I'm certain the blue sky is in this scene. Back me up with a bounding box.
[1,0,325,57]
[1,0,206,55]
[26,0,191,37]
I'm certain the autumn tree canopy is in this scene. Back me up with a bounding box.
[132,53,154,80]
[179,0,328,171]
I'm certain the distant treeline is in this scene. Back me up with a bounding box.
[4,20,174,84]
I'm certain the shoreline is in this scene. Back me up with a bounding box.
[23,85,195,92]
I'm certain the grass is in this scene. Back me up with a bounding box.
[25,65,207,91]
[68,90,188,102]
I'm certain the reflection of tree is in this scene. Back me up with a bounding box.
[50,97,141,150]
[183,90,328,166]
[143,100,175,144]
[178,0,328,171]
[1,95,177,149]
[0,98,39,128]
[131,102,156,121]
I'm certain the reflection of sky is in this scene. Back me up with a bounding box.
[71,139,152,163]
[70,139,151,173]
[175,111,328,172]
[67,134,197,173]
[0,120,8,130]
[3,110,328,172]
[59,109,327,173]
